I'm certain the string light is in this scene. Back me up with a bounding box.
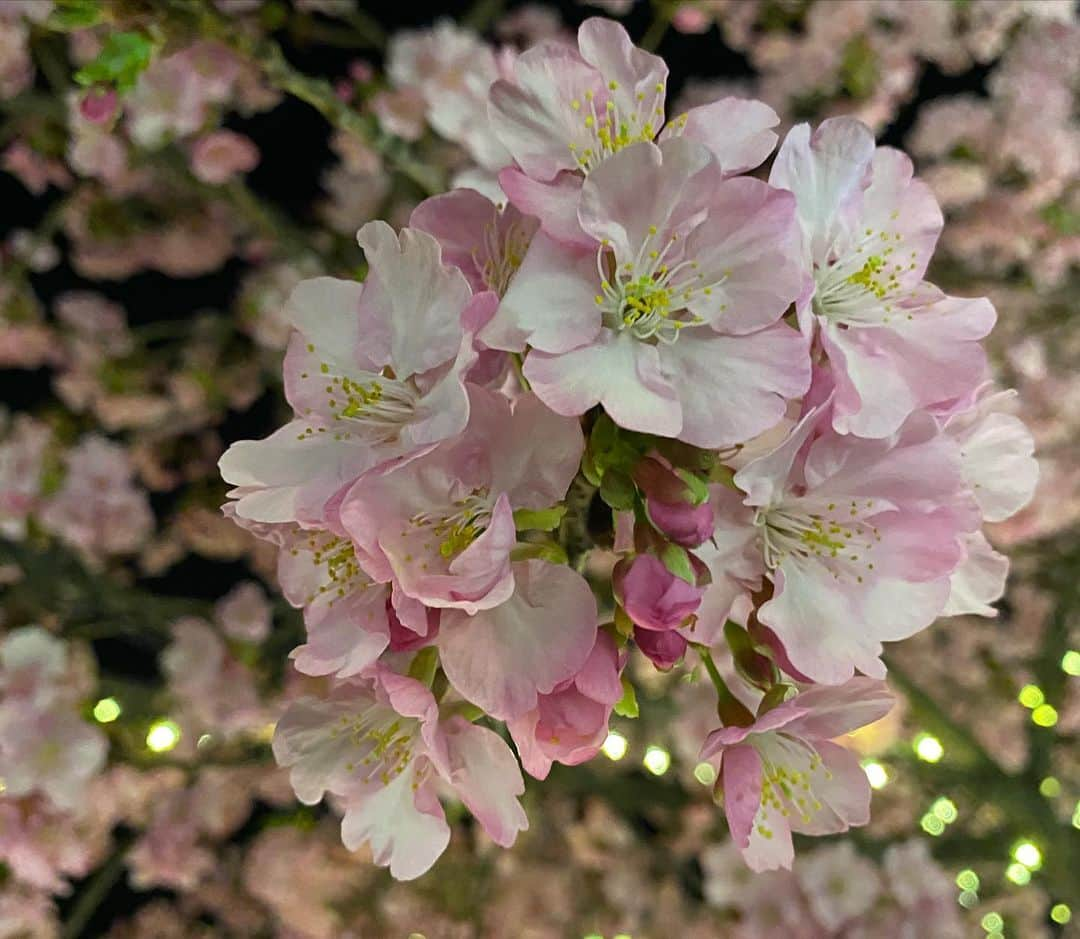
[1005,863,1031,886]
[693,762,717,785]
[1050,904,1072,925]
[92,697,121,723]
[861,759,889,789]
[1017,684,1044,708]
[1039,776,1061,798]
[1011,840,1042,870]
[1061,650,1080,676]
[920,813,945,836]
[1031,704,1058,727]
[146,719,181,753]
[601,731,628,761]
[931,796,958,823]
[913,732,944,763]
[956,869,980,891]
[1072,800,1080,829]
[980,912,1004,933]
[642,745,671,776]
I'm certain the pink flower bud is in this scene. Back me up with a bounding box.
[79,87,118,125]
[615,554,704,632]
[190,130,260,185]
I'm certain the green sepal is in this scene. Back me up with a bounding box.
[406,647,439,687]
[660,543,695,584]
[599,468,637,511]
[512,505,567,532]
[74,31,155,94]
[613,676,639,718]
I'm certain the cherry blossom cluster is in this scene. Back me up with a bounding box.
[221,18,1037,879]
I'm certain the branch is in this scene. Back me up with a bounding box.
[162,0,444,197]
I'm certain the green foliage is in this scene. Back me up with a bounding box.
[74,30,155,93]
[512,505,567,532]
[47,0,103,31]
[614,676,639,718]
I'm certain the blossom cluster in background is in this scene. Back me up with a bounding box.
[0,1,1077,937]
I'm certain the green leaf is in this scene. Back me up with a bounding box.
[74,31,155,94]
[613,677,639,718]
[47,0,103,31]
[512,505,567,532]
[660,543,695,584]
[599,468,637,511]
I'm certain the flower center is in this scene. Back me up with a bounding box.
[337,705,422,788]
[299,533,372,606]
[411,490,492,559]
[753,733,832,837]
[812,225,921,326]
[297,352,420,445]
[594,226,727,343]
[756,498,881,584]
[566,81,665,173]
[476,217,533,295]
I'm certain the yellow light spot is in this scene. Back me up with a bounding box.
[1012,840,1041,870]
[861,760,888,789]
[694,762,717,785]
[1039,776,1060,798]
[914,732,944,763]
[1005,863,1031,885]
[1051,904,1071,925]
[1018,684,1044,708]
[932,796,958,823]
[920,813,945,836]
[643,745,671,776]
[1073,800,1080,829]
[958,890,978,908]
[1031,704,1058,727]
[92,697,121,723]
[980,912,1003,932]
[601,731,628,761]
[956,869,979,891]
[146,719,181,753]
[1061,650,1080,675]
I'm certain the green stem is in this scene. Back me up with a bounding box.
[692,643,754,726]
[640,2,674,53]
[159,0,443,196]
[61,843,129,939]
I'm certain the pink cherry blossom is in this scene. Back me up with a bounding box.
[506,630,623,779]
[0,415,49,540]
[731,402,980,684]
[0,708,107,811]
[437,559,598,719]
[272,667,527,880]
[39,435,154,559]
[770,117,996,438]
[214,581,272,643]
[700,677,893,871]
[937,386,1038,616]
[484,138,809,446]
[190,129,260,184]
[339,387,583,614]
[220,222,483,527]
[490,17,779,241]
[410,188,539,297]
